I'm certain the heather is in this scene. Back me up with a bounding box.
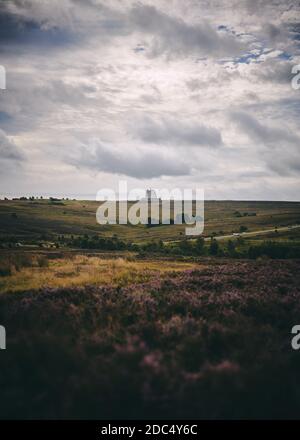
[0,259,299,419]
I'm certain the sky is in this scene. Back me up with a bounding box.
[0,0,299,200]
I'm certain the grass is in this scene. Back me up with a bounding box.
[1,199,300,244]
[0,254,199,293]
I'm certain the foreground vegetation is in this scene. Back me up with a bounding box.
[0,253,197,294]
[1,234,300,294]
[0,259,299,419]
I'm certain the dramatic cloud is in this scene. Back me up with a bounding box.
[128,4,244,59]
[0,1,246,58]
[0,0,299,199]
[71,140,190,179]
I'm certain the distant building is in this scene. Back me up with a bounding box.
[145,189,159,201]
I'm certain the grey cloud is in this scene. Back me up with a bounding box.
[133,117,223,148]
[0,129,24,162]
[0,75,104,134]
[71,141,191,179]
[231,111,300,177]
[253,58,294,84]
[231,111,299,146]
[0,4,76,49]
[264,144,300,177]
[265,23,282,42]
[0,0,126,49]
[0,0,299,197]
[1,1,245,59]
[129,4,243,58]
[1,0,299,62]
[268,154,300,176]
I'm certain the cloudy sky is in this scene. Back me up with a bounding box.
[0,0,299,200]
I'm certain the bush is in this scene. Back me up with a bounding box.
[13,254,34,271]
[227,240,236,257]
[36,255,49,268]
[209,239,219,256]
[68,235,129,251]
[248,241,300,259]
[195,237,205,255]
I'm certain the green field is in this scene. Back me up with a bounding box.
[1,198,300,294]
[1,199,300,245]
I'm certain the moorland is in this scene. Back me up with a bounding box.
[0,198,299,419]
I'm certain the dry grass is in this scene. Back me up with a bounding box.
[0,255,199,293]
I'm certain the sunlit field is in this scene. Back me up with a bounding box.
[0,253,198,293]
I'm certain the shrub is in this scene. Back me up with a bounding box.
[209,239,219,256]
[195,237,205,255]
[227,240,236,257]
[13,254,34,270]
[248,241,300,259]
[36,255,49,268]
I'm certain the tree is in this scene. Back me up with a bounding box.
[209,239,219,256]
[195,236,205,255]
[227,240,236,257]
[179,238,192,254]
[234,211,242,217]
